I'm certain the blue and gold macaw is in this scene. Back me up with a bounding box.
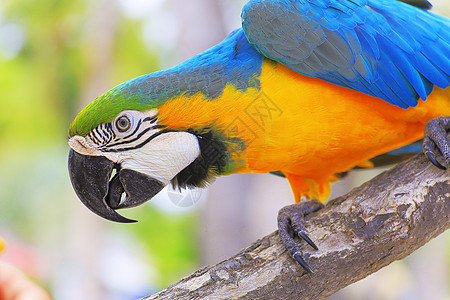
[68,0,450,272]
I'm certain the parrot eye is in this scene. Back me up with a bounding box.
[116,116,131,132]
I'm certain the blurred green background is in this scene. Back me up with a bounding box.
[0,0,449,299]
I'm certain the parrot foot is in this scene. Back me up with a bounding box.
[278,200,324,273]
[423,117,450,170]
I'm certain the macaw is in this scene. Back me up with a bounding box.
[68,0,450,272]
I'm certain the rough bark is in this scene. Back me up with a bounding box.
[143,153,450,300]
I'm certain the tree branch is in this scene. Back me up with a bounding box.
[143,154,450,299]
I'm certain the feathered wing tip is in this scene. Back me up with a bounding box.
[242,0,450,109]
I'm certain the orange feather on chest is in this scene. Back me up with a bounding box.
[158,60,450,202]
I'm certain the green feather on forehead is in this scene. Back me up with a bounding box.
[69,29,264,137]
[69,84,162,137]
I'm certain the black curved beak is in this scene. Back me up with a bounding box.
[68,149,165,223]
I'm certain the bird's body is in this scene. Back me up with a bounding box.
[71,22,450,202]
[68,0,450,271]
[158,51,450,201]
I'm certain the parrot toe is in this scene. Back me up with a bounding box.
[423,117,450,170]
[277,200,324,273]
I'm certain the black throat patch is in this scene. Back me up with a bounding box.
[171,129,236,189]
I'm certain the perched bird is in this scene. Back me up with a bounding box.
[68,0,450,272]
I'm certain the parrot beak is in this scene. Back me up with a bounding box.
[68,149,165,223]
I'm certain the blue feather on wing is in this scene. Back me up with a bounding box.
[241,0,450,108]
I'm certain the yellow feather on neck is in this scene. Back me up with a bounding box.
[158,59,450,202]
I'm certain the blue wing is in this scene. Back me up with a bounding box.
[241,0,450,108]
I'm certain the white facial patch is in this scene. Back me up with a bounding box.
[68,109,200,186]
[117,132,200,185]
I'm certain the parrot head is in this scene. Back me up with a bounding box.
[67,75,231,223]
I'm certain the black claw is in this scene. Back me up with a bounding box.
[294,253,314,274]
[298,231,319,251]
[423,117,450,170]
[278,200,323,273]
[425,151,446,170]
